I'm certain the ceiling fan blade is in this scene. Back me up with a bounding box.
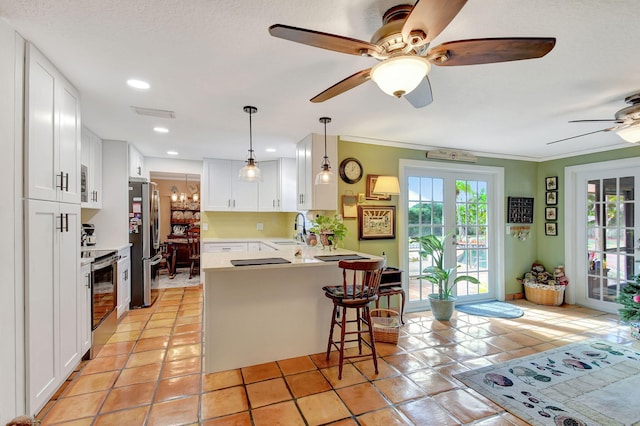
[569,119,619,123]
[269,24,381,56]
[546,128,614,145]
[310,69,372,103]
[428,38,556,66]
[402,0,467,44]
[405,76,433,108]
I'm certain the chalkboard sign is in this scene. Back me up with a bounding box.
[507,197,534,224]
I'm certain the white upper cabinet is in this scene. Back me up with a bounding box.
[25,43,81,204]
[258,158,297,212]
[296,133,337,211]
[128,144,145,178]
[202,158,258,211]
[81,126,103,209]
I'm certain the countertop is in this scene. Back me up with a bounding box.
[202,245,381,272]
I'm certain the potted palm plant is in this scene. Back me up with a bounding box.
[309,214,348,250]
[411,232,480,321]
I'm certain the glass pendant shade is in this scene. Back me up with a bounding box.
[616,123,640,143]
[239,106,261,181]
[315,116,334,185]
[239,158,262,181]
[315,164,334,185]
[370,56,431,98]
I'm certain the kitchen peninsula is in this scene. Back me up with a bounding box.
[201,243,382,373]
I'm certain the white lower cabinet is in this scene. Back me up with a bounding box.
[117,247,131,318]
[79,262,92,356]
[25,199,81,414]
[203,242,248,253]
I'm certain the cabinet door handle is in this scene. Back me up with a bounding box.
[57,214,64,232]
[137,166,142,176]
[273,200,275,208]
[57,172,65,190]
[228,199,231,208]
[65,213,69,232]
[85,272,91,288]
[233,200,236,207]
[64,172,69,191]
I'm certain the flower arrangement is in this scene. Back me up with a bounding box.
[309,214,348,249]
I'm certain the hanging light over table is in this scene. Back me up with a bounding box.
[239,106,262,182]
[315,116,334,185]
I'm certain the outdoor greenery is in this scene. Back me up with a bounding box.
[411,232,480,300]
[309,214,348,247]
[617,275,640,322]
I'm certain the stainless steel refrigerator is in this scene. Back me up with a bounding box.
[129,178,162,308]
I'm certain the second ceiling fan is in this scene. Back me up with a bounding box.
[269,0,556,108]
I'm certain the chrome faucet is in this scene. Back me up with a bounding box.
[294,212,307,242]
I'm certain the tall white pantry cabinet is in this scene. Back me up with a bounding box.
[24,43,83,414]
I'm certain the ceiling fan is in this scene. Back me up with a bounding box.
[268,0,555,108]
[547,92,640,145]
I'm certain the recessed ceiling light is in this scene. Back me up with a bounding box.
[265,148,276,153]
[167,151,178,155]
[127,79,150,89]
[154,127,169,133]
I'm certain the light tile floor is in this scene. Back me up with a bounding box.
[37,286,637,425]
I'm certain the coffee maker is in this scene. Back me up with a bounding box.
[81,223,97,246]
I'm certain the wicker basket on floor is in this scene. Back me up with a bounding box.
[522,281,565,306]
[370,308,401,344]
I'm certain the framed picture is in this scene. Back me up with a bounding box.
[341,194,358,218]
[545,207,557,221]
[507,196,534,224]
[545,176,558,191]
[546,191,557,205]
[365,175,391,201]
[358,205,395,240]
[545,222,557,236]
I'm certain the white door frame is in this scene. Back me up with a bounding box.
[399,159,505,311]
[564,157,639,312]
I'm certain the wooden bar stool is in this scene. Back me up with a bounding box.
[323,259,385,379]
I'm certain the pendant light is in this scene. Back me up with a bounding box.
[315,116,334,185]
[239,106,262,182]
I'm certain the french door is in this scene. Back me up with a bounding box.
[400,160,504,312]
[565,159,640,312]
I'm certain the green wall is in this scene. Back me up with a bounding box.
[338,139,539,294]
[535,145,640,269]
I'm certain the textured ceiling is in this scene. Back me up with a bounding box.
[2,0,639,162]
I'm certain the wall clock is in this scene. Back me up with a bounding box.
[339,157,363,184]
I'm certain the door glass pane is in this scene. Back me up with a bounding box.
[586,176,635,303]
[455,180,488,297]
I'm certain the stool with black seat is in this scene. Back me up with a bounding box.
[323,259,386,379]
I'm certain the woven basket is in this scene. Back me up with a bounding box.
[522,281,565,306]
[370,308,401,344]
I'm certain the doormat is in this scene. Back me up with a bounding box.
[454,339,640,426]
[455,301,524,318]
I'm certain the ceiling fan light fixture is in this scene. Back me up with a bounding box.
[370,56,431,98]
[616,123,640,143]
[239,106,262,182]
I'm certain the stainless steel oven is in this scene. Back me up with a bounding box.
[83,249,118,357]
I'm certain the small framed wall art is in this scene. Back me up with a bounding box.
[545,222,557,236]
[358,205,395,240]
[545,207,557,221]
[545,191,557,205]
[365,175,392,201]
[507,196,534,224]
[545,176,558,191]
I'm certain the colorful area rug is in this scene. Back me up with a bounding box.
[456,301,524,318]
[455,339,640,426]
